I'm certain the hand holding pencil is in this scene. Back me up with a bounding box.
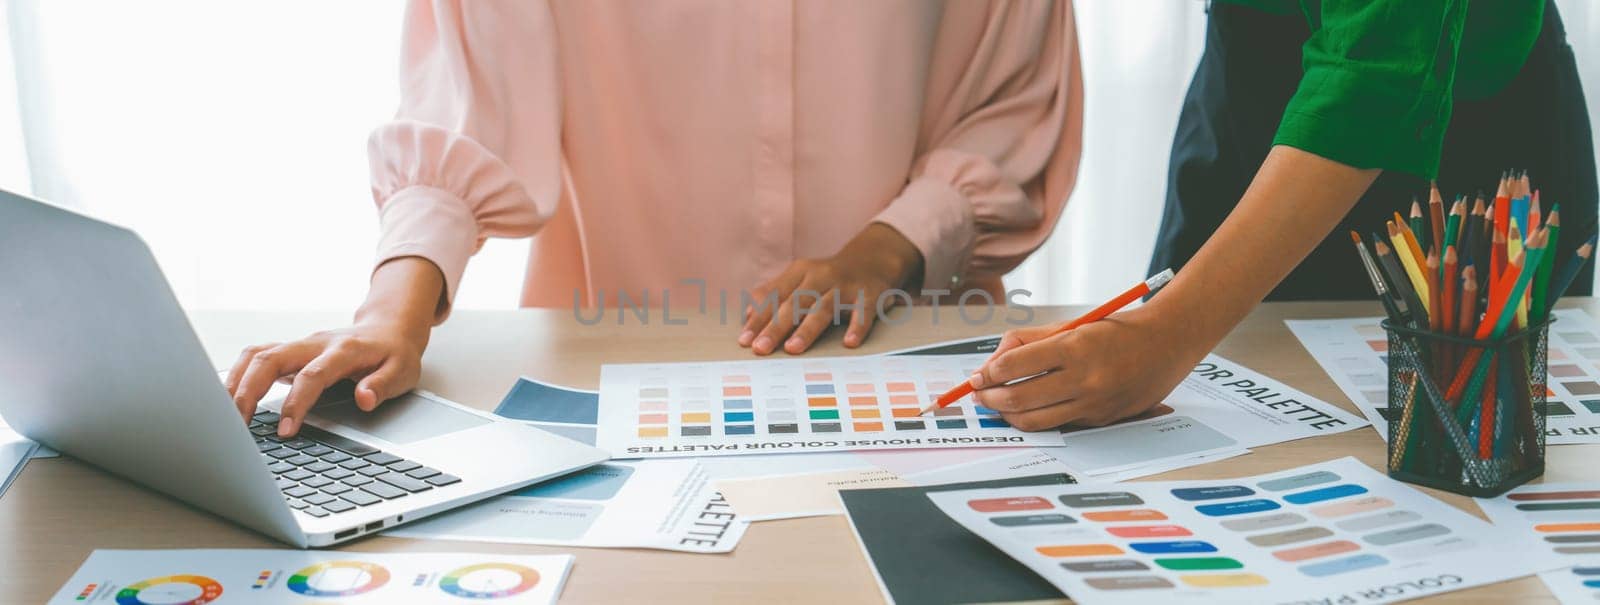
[924,270,1180,431]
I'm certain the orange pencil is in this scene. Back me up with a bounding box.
[922,269,1177,415]
[1529,190,1542,231]
[1458,266,1478,336]
[1491,228,1508,295]
[1397,219,1429,286]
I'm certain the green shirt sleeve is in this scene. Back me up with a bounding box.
[1273,0,1467,179]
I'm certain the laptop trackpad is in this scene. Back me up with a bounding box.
[310,392,488,444]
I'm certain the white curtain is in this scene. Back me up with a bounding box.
[1,1,1595,310]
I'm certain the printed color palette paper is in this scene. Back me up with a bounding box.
[928,457,1559,605]
[597,354,1064,458]
[1478,482,1600,604]
[1287,309,1600,444]
[49,550,571,604]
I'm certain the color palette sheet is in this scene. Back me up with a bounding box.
[928,457,1560,605]
[1478,482,1600,604]
[1288,309,1600,444]
[49,550,571,604]
[597,354,1065,458]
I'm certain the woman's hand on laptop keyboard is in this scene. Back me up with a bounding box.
[225,258,442,437]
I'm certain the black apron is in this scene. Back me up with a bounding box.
[1149,1,1597,300]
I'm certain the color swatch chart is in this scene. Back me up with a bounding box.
[1479,482,1600,604]
[1288,309,1600,445]
[47,550,572,604]
[928,457,1557,605]
[597,354,1065,458]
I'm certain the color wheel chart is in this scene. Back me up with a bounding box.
[285,560,390,597]
[597,354,1064,458]
[928,457,1559,605]
[1479,483,1600,604]
[112,575,222,605]
[438,563,541,599]
[1288,309,1600,444]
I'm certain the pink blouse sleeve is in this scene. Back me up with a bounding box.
[873,0,1084,291]
[368,0,563,321]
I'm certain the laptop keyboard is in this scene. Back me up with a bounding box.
[251,411,460,518]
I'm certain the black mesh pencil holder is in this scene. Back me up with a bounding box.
[1379,318,1549,497]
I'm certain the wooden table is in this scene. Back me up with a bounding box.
[5,300,1595,604]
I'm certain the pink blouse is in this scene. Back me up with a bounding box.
[369,0,1083,318]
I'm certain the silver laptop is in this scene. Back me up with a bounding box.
[0,188,609,547]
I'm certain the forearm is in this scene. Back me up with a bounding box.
[1148,145,1380,347]
[354,257,446,345]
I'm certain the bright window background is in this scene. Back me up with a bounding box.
[2,1,1597,311]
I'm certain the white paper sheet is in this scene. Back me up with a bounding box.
[387,458,747,553]
[1477,482,1600,603]
[49,549,572,604]
[1288,309,1600,444]
[928,457,1560,605]
[597,354,1065,458]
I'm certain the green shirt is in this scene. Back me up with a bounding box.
[1219,0,1544,178]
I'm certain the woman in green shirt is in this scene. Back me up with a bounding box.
[969,1,1596,429]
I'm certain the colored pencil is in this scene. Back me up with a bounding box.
[1440,185,1452,259]
[1411,200,1428,250]
[1509,224,1527,327]
[1529,191,1542,232]
[1458,267,1478,336]
[922,269,1176,415]
[1389,222,1432,308]
[1376,239,1426,328]
[1445,199,1463,250]
[1532,208,1561,322]
[1546,233,1597,315]
[1491,228,1508,297]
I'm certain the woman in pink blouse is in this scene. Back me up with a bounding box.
[229,0,1083,436]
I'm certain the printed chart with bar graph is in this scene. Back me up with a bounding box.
[1479,482,1600,604]
[1287,309,1600,444]
[596,354,1065,458]
[927,457,1559,605]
